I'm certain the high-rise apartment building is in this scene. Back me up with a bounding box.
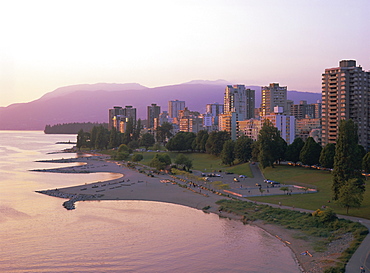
[219,112,237,140]
[108,106,123,130]
[261,83,288,116]
[108,106,137,130]
[224,85,255,121]
[206,103,224,117]
[291,100,321,120]
[147,103,161,129]
[206,103,224,126]
[122,105,137,123]
[321,60,370,149]
[168,100,185,118]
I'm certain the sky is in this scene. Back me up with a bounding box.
[1,0,369,107]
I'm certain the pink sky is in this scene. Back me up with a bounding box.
[1,0,369,107]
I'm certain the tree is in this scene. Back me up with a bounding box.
[118,144,131,153]
[114,151,129,161]
[299,137,322,166]
[122,118,134,144]
[275,136,287,163]
[319,143,335,169]
[174,154,193,171]
[362,152,370,173]
[90,126,98,149]
[113,144,131,161]
[205,131,230,156]
[251,141,260,162]
[149,153,171,170]
[156,122,173,143]
[131,153,143,162]
[234,135,253,163]
[357,145,366,163]
[95,125,109,150]
[140,133,155,150]
[254,120,285,168]
[337,178,365,214]
[149,156,166,170]
[332,119,363,200]
[285,137,304,163]
[221,140,235,166]
[132,119,142,141]
[193,130,209,152]
[127,140,140,150]
[159,153,172,166]
[166,132,196,151]
[77,129,90,149]
[108,127,121,149]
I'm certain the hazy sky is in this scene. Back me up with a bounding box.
[1,0,369,107]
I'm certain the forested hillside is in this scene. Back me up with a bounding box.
[44,122,108,134]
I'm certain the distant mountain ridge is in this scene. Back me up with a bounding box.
[0,81,321,130]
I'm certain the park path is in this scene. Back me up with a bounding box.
[248,163,370,273]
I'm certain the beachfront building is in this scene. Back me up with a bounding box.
[321,60,370,149]
[111,115,130,133]
[108,106,123,130]
[122,106,137,124]
[109,106,137,131]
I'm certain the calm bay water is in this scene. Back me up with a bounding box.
[0,131,300,272]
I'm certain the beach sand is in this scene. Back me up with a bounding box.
[37,154,352,273]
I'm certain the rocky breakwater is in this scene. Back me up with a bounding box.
[36,189,104,210]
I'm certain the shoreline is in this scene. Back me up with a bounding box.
[35,154,353,273]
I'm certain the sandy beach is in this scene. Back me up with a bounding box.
[35,154,354,273]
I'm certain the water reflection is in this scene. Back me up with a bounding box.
[0,131,300,272]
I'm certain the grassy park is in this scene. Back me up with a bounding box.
[248,164,370,219]
[138,151,254,177]
[134,151,370,219]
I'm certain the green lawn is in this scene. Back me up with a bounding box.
[249,164,370,219]
[134,151,253,177]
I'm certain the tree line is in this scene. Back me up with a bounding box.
[44,122,108,134]
[76,118,156,151]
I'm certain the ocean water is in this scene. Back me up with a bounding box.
[0,131,301,272]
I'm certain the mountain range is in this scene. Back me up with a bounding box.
[0,81,321,130]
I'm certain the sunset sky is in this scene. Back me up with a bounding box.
[1,0,369,107]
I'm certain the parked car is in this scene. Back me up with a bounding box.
[233,177,240,182]
[239,175,247,178]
